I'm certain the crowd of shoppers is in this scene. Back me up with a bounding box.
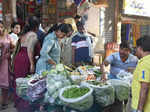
[1,14,149,112]
[0,14,95,112]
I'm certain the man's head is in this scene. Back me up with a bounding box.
[136,35,150,58]
[76,21,85,34]
[119,41,131,59]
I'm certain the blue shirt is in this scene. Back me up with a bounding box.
[72,33,91,63]
[105,52,138,76]
[36,32,60,74]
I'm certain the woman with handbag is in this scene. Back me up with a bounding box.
[12,16,40,112]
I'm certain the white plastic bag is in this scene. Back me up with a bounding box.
[59,85,93,111]
[108,79,130,101]
[81,81,115,107]
[46,74,71,104]
[117,70,133,86]
[27,78,46,102]
[16,78,29,97]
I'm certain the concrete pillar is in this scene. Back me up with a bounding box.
[101,0,115,43]
[11,0,17,21]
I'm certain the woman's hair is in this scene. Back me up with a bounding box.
[46,23,73,36]
[0,21,6,36]
[74,15,81,19]
[9,22,21,34]
[20,16,40,35]
[55,23,73,34]
[47,23,58,34]
[11,22,20,29]
[0,21,4,25]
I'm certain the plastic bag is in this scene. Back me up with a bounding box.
[27,78,46,102]
[117,70,133,86]
[108,79,130,101]
[16,78,29,97]
[81,81,115,107]
[46,74,71,104]
[59,85,93,111]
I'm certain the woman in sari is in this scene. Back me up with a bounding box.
[0,21,14,110]
[36,23,73,112]
[36,23,73,74]
[12,16,40,112]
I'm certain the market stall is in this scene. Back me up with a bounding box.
[16,63,132,112]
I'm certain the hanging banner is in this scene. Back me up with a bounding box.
[123,0,150,17]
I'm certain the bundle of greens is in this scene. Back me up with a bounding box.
[62,87,89,98]
[86,80,108,87]
[46,73,71,104]
[59,85,93,111]
[95,85,115,107]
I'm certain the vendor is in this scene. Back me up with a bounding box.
[101,41,138,112]
[101,41,138,79]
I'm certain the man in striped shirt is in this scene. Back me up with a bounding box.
[72,21,93,66]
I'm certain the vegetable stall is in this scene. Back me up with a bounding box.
[16,64,132,112]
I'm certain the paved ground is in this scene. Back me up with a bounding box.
[0,89,17,112]
[0,103,17,112]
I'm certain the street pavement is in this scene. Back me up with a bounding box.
[0,89,17,112]
[0,103,17,112]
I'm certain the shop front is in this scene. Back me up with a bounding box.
[119,0,150,48]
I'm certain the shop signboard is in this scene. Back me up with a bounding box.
[123,0,150,18]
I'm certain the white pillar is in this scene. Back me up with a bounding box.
[12,0,17,21]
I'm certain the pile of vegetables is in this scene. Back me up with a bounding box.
[87,80,108,86]
[45,64,71,104]
[59,85,93,111]
[62,87,89,98]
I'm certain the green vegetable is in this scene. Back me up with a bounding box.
[94,70,102,77]
[27,74,32,78]
[85,65,93,69]
[95,85,115,107]
[63,87,89,98]
[87,81,108,86]
[42,71,49,77]
[56,64,65,72]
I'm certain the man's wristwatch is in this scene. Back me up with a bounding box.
[136,110,143,112]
